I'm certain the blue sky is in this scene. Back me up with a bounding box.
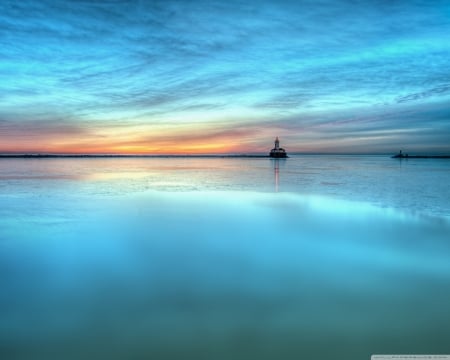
[1,0,450,153]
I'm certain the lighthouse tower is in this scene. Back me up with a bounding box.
[269,137,287,158]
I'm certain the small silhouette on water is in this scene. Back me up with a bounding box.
[392,150,409,158]
[269,137,288,158]
[392,150,450,159]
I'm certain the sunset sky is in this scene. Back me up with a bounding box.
[1,0,450,154]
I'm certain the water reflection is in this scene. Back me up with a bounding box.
[1,156,449,217]
[1,191,450,360]
[274,159,279,192]
[272,158,287,192]
[1,158,450,359]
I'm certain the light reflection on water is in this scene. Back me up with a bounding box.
[0,156,449,216]
[0,157,450,359]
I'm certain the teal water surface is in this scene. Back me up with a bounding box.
[1,156,450,359]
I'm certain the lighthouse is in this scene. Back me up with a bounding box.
[269,137,288,158]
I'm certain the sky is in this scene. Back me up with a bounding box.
[1,0,450,154]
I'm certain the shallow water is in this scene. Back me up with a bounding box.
[1,156,450,359]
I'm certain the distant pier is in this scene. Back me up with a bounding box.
[392,150,450,159]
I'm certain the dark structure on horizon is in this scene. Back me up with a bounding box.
[269,137,288,158]
[392,150,450,159]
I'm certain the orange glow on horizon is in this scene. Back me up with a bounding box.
[0,124,279,154]
[0,119,298,155]
[0,139,266,155]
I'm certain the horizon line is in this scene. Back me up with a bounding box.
[0,152,431,158]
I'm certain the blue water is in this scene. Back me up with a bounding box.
[1,156,450,359]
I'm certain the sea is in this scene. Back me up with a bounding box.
[1,155,449,359]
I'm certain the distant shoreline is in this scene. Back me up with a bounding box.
[0,154,272,159]
[391,155,450,159]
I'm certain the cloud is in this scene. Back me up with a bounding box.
[0,118,94,153]
[396,84,450,104]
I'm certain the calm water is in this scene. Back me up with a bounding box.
[1,155,450,359]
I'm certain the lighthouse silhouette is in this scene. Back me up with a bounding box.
[269,137,287,158]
